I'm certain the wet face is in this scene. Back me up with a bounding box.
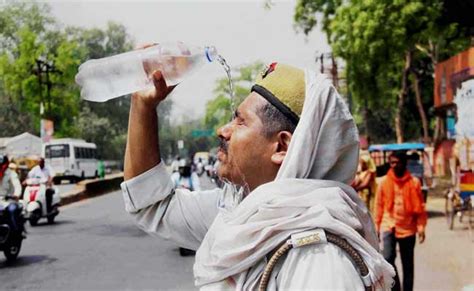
[389,155,406,177]
[216,93,280,192]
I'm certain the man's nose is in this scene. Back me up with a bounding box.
[217,122,232,139]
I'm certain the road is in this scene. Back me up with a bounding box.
[0,175,216,290]
[2,176,472,290]
[409,198,473,290]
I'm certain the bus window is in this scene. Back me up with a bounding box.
[45,144,70,158]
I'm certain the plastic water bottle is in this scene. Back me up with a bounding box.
[75,42,218,102]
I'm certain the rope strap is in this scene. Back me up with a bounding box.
[258,229,372,291]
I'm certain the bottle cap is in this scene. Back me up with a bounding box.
[205,46,218,62]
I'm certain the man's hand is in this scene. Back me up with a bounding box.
[132,70,175,108]
[132,44,176,108]
[418,230,426,244]
[124,44,176,181]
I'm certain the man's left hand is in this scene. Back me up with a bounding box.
[418,230,426,244]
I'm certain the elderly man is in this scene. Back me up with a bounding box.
[122,63,394,289]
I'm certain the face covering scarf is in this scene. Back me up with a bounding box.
[194,71,395,290]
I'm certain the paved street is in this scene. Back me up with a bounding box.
[410,198,473,290]
[0,190,197,290]
[1,176,472,290]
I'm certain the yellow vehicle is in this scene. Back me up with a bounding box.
[11,155,40,182]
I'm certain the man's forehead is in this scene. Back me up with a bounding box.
[239,92,267,113]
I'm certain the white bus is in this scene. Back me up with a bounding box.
[43,139,98,183]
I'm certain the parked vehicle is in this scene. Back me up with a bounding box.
[23,177,60,226]
[368,143,434,201]
[0,196,26,262]
[43,139,98,183]
[445,171,473,232]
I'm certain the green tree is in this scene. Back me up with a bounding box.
[293,0,471,143]
[0,2,83,137]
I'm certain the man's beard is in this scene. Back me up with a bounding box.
[218,137,228,154]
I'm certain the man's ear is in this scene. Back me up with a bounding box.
[270,131,292,165]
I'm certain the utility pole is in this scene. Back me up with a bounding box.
[33,58,61,141]
[315,52,341,90]
[33,58,61,118]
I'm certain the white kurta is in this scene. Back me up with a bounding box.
[122,70,394,290]
[121,163,365,290]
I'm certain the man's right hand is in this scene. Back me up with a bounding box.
[124,48,176,180]
[132,44,176,108]
[131,70,175,108]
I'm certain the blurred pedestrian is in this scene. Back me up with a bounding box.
[352,154,377,213]
[98,159,106,179]
[170,156,181,173]
[171,164,200,191]
[375,151,427,291]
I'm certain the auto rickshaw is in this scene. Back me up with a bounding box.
[368,143,433,202]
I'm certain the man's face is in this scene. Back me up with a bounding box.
[389,156,406,177]
[216,92,276,191]
[39,159,45,169]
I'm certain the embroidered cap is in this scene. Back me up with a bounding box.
[251,62,305,125]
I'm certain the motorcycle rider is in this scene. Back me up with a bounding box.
[171,163,201,256]
[27,157,55,213]
[0,155,23,232]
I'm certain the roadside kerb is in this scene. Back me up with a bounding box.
[59,173,124,206]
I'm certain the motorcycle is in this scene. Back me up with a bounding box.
[23,177,60,226]
[0,195,26,262]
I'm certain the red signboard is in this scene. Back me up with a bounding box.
[434,47,474,108]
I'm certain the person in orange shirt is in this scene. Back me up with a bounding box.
[375,151,427,291]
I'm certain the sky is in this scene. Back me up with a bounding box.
[45,0,330,121]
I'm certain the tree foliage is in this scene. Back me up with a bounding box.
[0,2,83,137]
[293,0,471,143]
[0,2,152,160]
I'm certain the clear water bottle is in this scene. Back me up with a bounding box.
[75,42,218,102]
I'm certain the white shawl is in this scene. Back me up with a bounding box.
[194,71,395,289]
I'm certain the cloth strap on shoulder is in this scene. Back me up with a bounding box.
[258,229,372,291]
